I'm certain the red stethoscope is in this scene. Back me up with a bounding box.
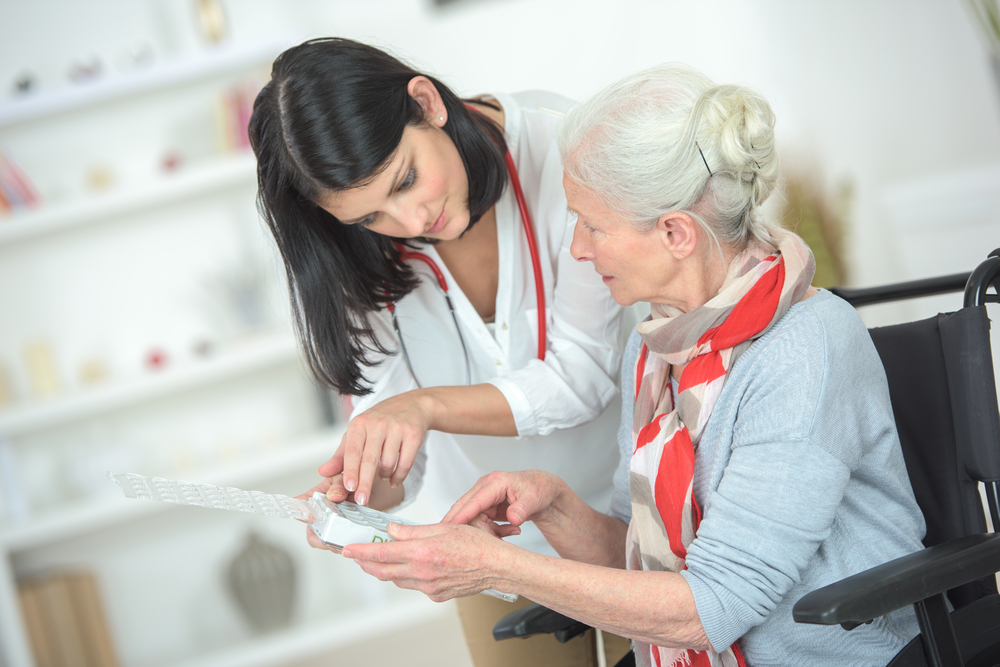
[388,150,546,388]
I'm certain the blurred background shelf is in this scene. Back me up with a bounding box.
[0,40,285,129]
[0,154,257,246]
[171,597,447,667]
[0,16,335,667]
[0,334,299,439]
[0,426,341,551]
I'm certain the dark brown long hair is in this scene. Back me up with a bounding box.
[248,38,508,395]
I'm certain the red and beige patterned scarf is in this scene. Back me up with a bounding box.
[626,228,815,667]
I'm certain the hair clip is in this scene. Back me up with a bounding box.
[696,142,713,177]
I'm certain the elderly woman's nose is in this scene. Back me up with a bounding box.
[570,221,593,262]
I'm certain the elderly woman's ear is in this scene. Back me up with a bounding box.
[655,211,700,260]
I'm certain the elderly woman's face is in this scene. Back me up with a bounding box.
[565,175,673,307]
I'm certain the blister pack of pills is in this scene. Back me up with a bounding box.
[307,494,412,551]
[109,472,318,521]
[107,472,518,602]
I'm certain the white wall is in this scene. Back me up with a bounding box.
[322,0,1000,312]
[6,0,997,296]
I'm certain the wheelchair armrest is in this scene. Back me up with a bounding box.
[793,533,1000,630]
[492,602,591,643]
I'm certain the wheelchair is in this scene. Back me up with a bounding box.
[493,249,1000,667]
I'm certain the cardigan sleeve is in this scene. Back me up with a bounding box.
[680,305,858,650]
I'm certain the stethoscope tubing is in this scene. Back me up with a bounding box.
[504,150,547,361]
[389,251,472,388]
[389,146,545,387]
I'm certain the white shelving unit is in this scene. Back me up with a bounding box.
[0,333,297,440]
[171,597,448,667]
[0,428,343,667]
[0,38,438,667]
[0,427,339,553]
[0,40,288,129]
[0,154,257,247]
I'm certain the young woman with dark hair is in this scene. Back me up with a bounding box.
[249,38,631,666]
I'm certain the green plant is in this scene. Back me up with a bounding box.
[778,173,852,289]
[965,0,1000,51]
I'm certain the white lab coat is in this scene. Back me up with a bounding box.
[352,91,625,555]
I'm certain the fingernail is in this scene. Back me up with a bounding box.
[356,491,367,506]
[390,482,398,488]
[345,480,355,492]
[342,548,353,559]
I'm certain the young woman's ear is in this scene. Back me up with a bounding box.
[407,76,447,127]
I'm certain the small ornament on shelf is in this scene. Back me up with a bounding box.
[67,56,103,84]
[0,361,14,408]
[215,78,260,154]
[195,0,229,45]
[144,348,169,371]
[78,358,109,386]
[85,164,114,192]
[13,72,36,95]
[115,41,154,72]
[160,151,182,173]
[23,340,62,399]
[202,260,273,337]
[0,149,40,215]
[191,338,215,357]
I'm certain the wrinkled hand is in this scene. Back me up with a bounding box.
[318,390,434,506]
[337,522,515,602]
[442,470,566,530]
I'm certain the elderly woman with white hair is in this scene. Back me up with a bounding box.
[309,63,926,666]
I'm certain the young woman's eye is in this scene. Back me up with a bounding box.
[359,214,376,227]
[397,168,416,192]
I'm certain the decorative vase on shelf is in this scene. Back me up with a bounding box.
[226,531,296,633]
[195,0,228,44]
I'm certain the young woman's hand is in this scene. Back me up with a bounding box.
[319,390,437,506]
[299,473,404,512]
[442,470,567,531]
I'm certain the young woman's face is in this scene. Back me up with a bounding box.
[318,123,471,241]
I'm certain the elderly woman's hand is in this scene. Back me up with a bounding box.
[338,521,517,602]
[442,470,568,531]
